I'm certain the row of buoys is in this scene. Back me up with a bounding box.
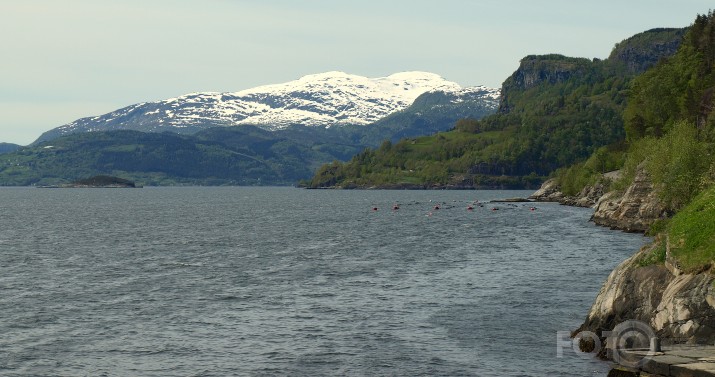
[372,203,537,212]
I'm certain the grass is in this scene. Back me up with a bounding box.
[637,240,667,267]
[666,186,715,271]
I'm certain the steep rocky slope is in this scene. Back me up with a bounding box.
[590,167,670,233]
[576,242,715,346]
[531,168,715,350]
[530,167,668,232]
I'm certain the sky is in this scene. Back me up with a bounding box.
[0,0,712,145]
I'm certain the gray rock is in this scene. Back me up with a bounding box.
[529,166,667,232]
[577,243,715,348]
[591,166,668,233]
[528,178,566,202]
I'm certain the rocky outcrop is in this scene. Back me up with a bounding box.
[577,243,715,345]
[608,28,686,74]
[498,28,684,116]
[498,55,592,114]
[562,180,608,208]
[591,167,669,233]
[529,172,614,208]
[538,166,715,362]
[530,167,667,232]
[528,178,565,202]
[505,55,591,91]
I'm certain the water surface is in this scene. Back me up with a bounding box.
[0,187,647,376]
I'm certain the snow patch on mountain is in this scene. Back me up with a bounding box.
[40,71,500,141]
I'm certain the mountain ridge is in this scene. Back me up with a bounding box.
[0,142,21,154]
[34,71,499,144]
[0,79,499,186]
[306,27,687,189]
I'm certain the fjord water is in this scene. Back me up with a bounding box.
[0,187,647,376]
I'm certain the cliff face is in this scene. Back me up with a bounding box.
[498,55,592,114]
[577,243,715,344]
[591,167,669,233]
[608,28,687,74]
[505,55,591,91]
[498,28,685,116]
[531,167,715,348]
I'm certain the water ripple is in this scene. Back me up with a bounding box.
[0,187,648,376]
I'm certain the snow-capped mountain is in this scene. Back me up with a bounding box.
[35,71,500,143]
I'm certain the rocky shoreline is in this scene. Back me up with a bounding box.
[530,170,715,374]
[306,182,537,190]
[529,168,669,232]
[65,175,139,188]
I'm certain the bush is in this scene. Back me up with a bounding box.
[645,121,712,210]
[554,145,625,196]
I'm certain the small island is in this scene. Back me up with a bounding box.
[64,175,140,188]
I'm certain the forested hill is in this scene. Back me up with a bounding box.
[0,126,362,186]
[565,12,715,349]
[603,11,715,214]
[0,143,21,154]
[306,27,686,189]
[0,88,497,187]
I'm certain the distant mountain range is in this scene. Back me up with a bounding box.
[35,71,499,144]
[0,72,499,186]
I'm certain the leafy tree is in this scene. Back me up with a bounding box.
[308,27,684,188]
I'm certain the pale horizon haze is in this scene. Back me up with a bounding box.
[1,0,712,145]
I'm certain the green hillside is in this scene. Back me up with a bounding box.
[627,13,715,271]
[307,28,685,189]
[0,126,359,186]
[557,12,715,272]
[0,142,21,154]
[0,83,497,186]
